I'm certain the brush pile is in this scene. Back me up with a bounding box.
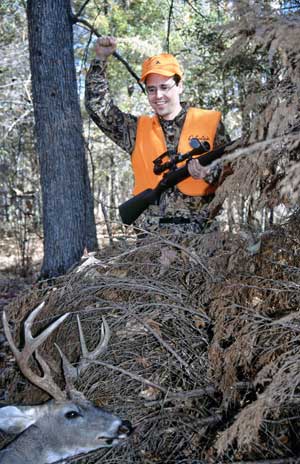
[1,215,300,463]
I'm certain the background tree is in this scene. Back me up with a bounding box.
[27,0,97,278]
[0,1,39,274]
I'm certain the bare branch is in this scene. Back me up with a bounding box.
[87,359,169,394]
[232,459,300,464]
[3,109,33,140]
[132,313,190,370]
[143,386,217,406]
[100,199,114,246]
[166,0,174,53]
[73,16,145,94]
[73,0,92,18]
[88,358,217,403]
[185,0,207,19]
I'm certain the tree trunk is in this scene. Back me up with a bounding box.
[109,152,116,222]
[27,0,97,278]
[85,161,98,251]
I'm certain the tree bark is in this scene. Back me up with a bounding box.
[27,0,97,278]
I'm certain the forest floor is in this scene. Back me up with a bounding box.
[0,235,42,314]
[0,235,42,400]
[0,225,121,319]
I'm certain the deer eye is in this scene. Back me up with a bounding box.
[65,410,81,419]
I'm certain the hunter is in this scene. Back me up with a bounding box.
[85,36,230,235]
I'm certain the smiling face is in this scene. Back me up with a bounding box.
[145,73,183,120]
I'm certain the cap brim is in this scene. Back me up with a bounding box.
[140,70,177,83]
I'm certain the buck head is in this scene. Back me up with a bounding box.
[0,303,132,464]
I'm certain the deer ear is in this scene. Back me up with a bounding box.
[0,405,46,434]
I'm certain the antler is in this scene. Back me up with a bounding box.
[2,302,69,401]
[77,315,110,370]
[57,315,110,397]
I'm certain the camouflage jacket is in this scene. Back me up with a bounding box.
[85,58,230,233]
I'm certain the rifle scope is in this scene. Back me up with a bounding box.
[153,141,210,175]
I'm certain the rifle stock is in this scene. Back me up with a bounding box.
[119,141,234,225]
[118,188,158,227]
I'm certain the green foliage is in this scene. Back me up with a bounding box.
[0,1,25,44]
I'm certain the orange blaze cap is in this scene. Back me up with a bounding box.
[140,53,183,82]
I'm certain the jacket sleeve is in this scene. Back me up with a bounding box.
[85,58,138,155]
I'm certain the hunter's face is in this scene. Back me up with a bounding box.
[145,74,183,120]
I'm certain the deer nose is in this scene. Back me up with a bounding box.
[118,420,133,436]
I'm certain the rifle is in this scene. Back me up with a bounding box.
[119,140,235,225]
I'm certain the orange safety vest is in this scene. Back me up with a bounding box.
[131,107,221,196]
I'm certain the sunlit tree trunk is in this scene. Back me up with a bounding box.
[27,0,97,278]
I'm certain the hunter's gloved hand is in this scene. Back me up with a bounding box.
[187,158,210,180]
[95,36,117,59]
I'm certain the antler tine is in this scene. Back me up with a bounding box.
[2,302,45,360]
[25,303,70,358]
[77,315,110,370]
[54,343,85,401]
[55,315,111,399]
[76,314,88,357]
[99,317,111,351]
[2,303,70,401]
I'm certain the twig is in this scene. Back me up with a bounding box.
[232,459,300,464]
[74,0,91,18]
[166,0,174,53]
[52,446,114,463]
[128,300,211,324]
[126,224,213,277]
[132,313,190,370]
[185,0,207,18]
[3,109,32,140]
[136,412,222,428]
[143,386,216,406]
[219,133,300,167]
[54,455,300,464]
[86,359,216,402]
[105,238,162,264]
[72,16,145,94]
[100,199,114,246]
[169,386,216,400]
[86,358,169,393]
[158,235,213,277]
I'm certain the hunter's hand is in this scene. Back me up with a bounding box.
[95,36,117,59]
[188,158,209,180]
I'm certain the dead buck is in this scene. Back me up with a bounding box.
[0,302,132,464]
